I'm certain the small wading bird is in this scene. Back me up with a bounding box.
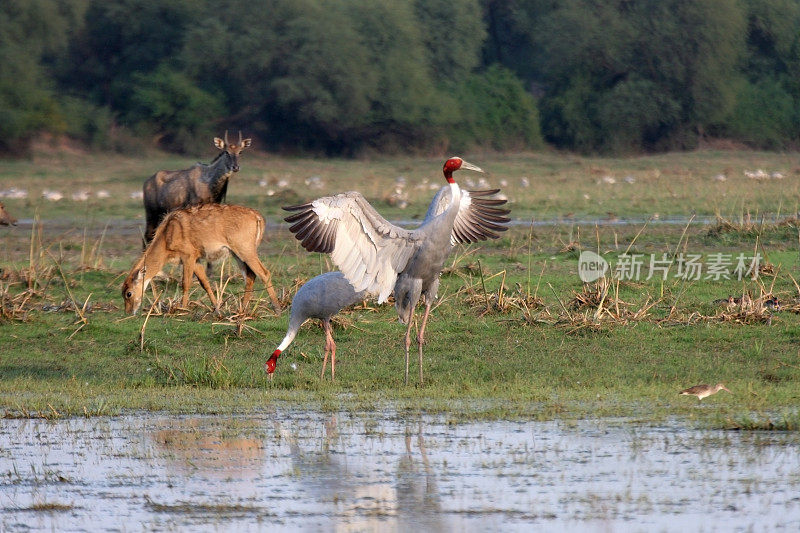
[266,271,366,380]
[680,383,731,400]
[282,157,510,384]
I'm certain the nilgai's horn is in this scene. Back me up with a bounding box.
[224,130,229,145]
[238,130,243,144]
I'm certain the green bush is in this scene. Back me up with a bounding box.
[452,65,543,151]
[57,97,114,149]
[123,65,225,153]
[596,78,682,153]
[722,78,799,149]
[539,74,600,153]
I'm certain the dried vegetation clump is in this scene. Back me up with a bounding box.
[546,278,658,333]
[456,255,789,334]
[458,265,545,319]
[568,278,657,321]
[661,290,781,326]
[706,213,800,237]
[709,292,778,325]
[463,282,545,318]
[442,261,489,277]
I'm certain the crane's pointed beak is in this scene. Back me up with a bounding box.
[460,160,485,173]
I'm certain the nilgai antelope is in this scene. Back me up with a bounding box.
[0,202,16,226]
[122,204,281,315]
[266,271,367,380]
[142,131,251,243]
[283,157,510,384]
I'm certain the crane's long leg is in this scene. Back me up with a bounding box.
[416,299,433,385]
[321,321,329,380]
[323,319,336,380]
[404,311,415,385]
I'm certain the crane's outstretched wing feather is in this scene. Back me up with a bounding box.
[423,187,511,246]
[284,192,420,302]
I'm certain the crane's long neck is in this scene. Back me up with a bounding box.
[266,328,298,373]
[275,331,295,354]
[444,170,460,211]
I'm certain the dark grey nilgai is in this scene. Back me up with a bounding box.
[282,157,510,385]
[266,271,366,380]
[142,131,251,243]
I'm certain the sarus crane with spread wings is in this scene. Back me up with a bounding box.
[282,157,510,384]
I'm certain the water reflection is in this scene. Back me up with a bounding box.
[396,420,444,532]
[1,412,799,531]
[152,417,264,480]
[274,415,444,532]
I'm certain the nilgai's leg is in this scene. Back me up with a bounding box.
[192,261,219,310]
[244,256,282,314]
[416,299,433,385]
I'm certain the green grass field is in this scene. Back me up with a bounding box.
[1,147,800,428]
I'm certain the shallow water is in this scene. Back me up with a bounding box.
[1,411,799,532]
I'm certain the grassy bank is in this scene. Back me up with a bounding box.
[1,148,800,427]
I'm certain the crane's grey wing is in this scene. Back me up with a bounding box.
[284,191,420,303]
[424,187,512,245]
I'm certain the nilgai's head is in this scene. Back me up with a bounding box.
[716,383,731,393]
[213,130,252,172]
[0,202,17,226]
[121,267,146,314]
[442,157,484,183]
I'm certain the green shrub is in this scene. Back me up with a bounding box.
[451,64,543,151]
[123,65,225,153]
[722,78,799,149]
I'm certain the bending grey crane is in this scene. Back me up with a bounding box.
[282,157,510,384]
[266,271,366,380]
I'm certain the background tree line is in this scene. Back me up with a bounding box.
[1,0,799,156]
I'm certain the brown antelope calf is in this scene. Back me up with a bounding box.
[0,202,17,226]
[121,204,281,315]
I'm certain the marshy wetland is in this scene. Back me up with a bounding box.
[2,148,800,528]
[2,410,800,531]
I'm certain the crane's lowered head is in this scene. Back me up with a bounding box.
[443,157,484,183]
[265,349,280,379]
